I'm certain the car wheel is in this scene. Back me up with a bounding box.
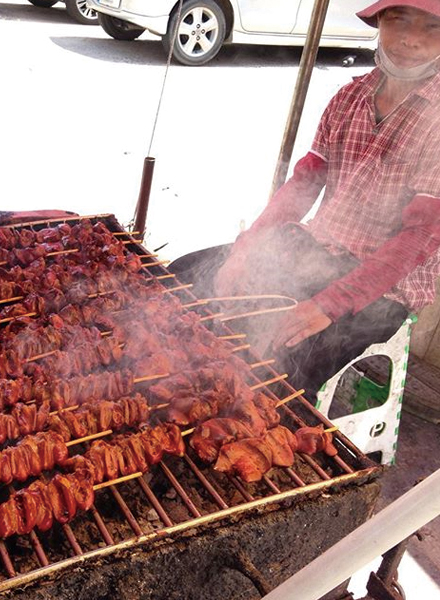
[65,0,98,24]
[28,0,59,7]
[162,0,226,66]
[98,14,145,40]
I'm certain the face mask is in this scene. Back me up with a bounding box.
[375,41,440,81]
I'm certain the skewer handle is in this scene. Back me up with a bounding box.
[324,426,339,434]
[0,311,37,324]
[93,471,143,491]
[250,373,288,390]
[66,430,113,447]
[134,373,170,384]
[275,389,305,406]
[221,304,296,323]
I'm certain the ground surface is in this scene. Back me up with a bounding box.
[348,404,440,599]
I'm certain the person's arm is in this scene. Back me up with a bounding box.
[312,193,440,320]
[272,192,440,349]
[213,152,327,297]
[245,151,328,234]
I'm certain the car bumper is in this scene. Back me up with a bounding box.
[86,0,172,35]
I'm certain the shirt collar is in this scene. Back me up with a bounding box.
[356,66,440,105]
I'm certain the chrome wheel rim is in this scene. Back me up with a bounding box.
[177,6,219,58]
[76,0,97,20]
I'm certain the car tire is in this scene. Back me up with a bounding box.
[98,14,146,40]
[65,0,98,24]
[162,0,226,66]
[28,0,59,7]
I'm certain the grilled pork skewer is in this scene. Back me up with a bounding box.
[213,424,338,482]
[0,423,184,538]
[0,390,167,447]
[0,220,140,268]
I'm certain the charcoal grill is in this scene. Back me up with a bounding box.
[0,214,382,600]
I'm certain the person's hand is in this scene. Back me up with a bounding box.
[272,299,332,350]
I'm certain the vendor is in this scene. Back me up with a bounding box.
[170,0,440,400]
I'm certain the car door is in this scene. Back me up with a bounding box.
[235,0,302,34]
[294,0,377,40]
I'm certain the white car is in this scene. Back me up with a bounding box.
[28,0,98,24]
[87,0,378,66]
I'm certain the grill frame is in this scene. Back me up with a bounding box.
[0,214,382,595]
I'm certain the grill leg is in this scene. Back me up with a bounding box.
[364,537,409,600]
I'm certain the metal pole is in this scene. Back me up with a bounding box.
[133,156,156,238]
[262,468,440,600]
[269,0,330,198]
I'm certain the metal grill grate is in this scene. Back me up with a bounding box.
[0,214,381,593]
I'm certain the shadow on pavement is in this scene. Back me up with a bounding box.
[50,34,375,69]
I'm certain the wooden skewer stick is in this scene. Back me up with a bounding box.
[87,290,115,299]
[113,231,140,236]
[163,283,193,293]
[219,334,247,340]
[181,404,337,441]
[221,305,296,323]
[192,294,298,304]
[39,248,79,259]
[250,373,288,390]
[141,260,170,267]
[231,344,251,353]
[0,271,174,305]
[49,405,79,416]
[1,275,158,308]
[4,281,187,333]
[0,243,150,267]
[200,312,224,322]
[182,301,207,309]
[181,390,304,438]
[276,389,305,406]
[0,311,37,324]
[49,401,170,418]
[26,350,57,362]
[27,341,127,363]
[0,295,25,305]
[324,426,339,434]
[134,373,170,384]
[250,359,276,369]
[155,273,176,280]
[94,472,143,491]
[66,429,113,447]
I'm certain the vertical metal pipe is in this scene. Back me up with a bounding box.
[133,156,156,238]
[269,0,330,197]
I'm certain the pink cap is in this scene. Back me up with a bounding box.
[357,0,440,27]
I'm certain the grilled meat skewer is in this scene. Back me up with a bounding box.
[214,425,338,482]
[0,423,184,538]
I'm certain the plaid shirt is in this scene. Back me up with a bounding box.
[244,66,440,319]
[308,67,440,316]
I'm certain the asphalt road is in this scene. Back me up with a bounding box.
[0,0,374,260]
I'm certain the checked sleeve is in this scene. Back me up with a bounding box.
[313,193,440,321]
